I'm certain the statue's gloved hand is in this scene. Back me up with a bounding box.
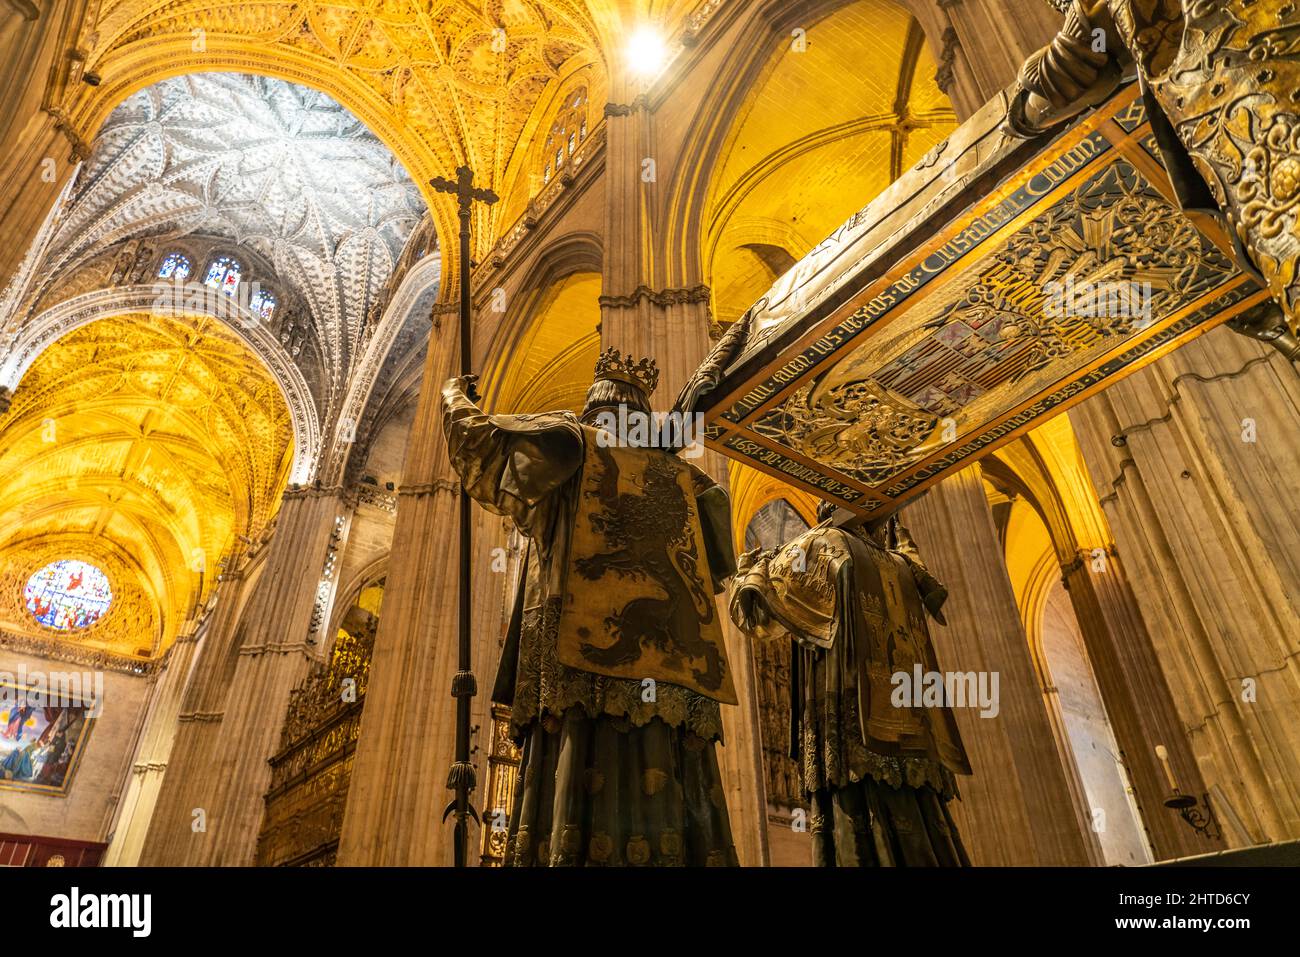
[729,548,777,632]
[1002,0,1125,139]
[444,373,480,402]
[737,590,771,629]
[734,546,765,576]
[901,559,949,626]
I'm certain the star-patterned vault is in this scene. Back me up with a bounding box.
[30,72,427,407]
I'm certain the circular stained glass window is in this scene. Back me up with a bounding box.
[24,560,113,631]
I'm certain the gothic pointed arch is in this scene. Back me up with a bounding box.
[659,0,956,320]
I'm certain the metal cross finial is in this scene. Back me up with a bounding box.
[430,165,499,219]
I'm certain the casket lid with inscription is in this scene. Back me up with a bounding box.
[698,82,1268,516]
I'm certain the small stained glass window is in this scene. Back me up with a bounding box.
[204,256,242,296]
[158,253,192,281]
[249,288,276,321]
[24,560,113,631]
[539,84,587,184]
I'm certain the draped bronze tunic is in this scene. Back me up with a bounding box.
[442,379,739,866]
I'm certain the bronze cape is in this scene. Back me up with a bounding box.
[442,381,739,866]
[731,518,972,866]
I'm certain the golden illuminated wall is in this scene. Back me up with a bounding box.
[493,63,607,232]
[985,414,1121,665]
[707,0,956,538]
[703,0,956,324]
[0,313,294,658]
[490,271,602,414]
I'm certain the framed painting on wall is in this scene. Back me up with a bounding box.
[0,678,95,795]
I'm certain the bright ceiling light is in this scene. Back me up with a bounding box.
[626,27,668,78]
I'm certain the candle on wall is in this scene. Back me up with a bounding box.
[1155,744,1179,791]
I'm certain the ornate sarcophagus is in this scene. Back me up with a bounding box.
[699,82,1271,516]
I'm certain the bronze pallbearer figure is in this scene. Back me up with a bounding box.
[730,505,973,866]
[442,349,740,866]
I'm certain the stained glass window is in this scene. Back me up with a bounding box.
[158,252,192,281]
[24,561,113,631]
[541,85,588,184]
[204,256,242,296]
[249,288,276,321]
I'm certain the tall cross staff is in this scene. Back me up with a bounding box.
[431,165,498,868]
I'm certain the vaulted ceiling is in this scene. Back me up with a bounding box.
[56,0,661,262]
[0,312,293,658]
[705,0,956,325]
[32,72,426,402]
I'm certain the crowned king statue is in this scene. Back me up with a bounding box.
[441,349,740,866]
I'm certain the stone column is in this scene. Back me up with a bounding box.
[0,2,89,288]
[904,465,1094,865]
[1070,323,1300,846]
[1060,550,1219,860]
[904,0,1060,121]
[337,324,464,865]
[138,487,342,865]
[103,617,206,867]
[136,557,256,865]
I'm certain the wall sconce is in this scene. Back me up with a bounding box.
[1156,744,1221,840]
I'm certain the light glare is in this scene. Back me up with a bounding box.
[626,27,668,77]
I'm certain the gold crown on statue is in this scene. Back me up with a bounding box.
[594,347,660,395]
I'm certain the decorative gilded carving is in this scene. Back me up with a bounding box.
[480,703,523,866]
[598,284,713,311]
[694,84,1266,513]
[752,159,1236,486]
[0,627,162,676]
[255,601,378,867]
[1012,1,1300,334]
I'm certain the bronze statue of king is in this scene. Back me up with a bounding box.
[441,349,740,866]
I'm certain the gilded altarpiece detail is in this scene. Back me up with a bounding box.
[754,636,804,811]
[255,608,376,867]
[480,704,522,866]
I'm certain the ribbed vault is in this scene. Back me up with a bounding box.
[0,312,293,658]
[705,0,956,324]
